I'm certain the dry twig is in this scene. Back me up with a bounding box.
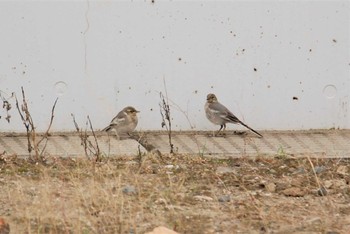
[0,90,14,123]
[87,115,101,161]
[159,79,174,154]
[37,98,58,156]
[71,114,101,160]
[14,87,59,161]
[15,87,36,156]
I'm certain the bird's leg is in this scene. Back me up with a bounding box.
[215,125,224,136]
[222,124,227,136]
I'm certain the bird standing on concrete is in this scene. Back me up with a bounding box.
[204,93,262,137]
[103,106,140,139]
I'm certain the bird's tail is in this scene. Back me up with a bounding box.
[239,121,263,138]
[102,125,111,132]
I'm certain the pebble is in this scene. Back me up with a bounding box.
[193,195,213,202]
[317,186,328,196]
[43,157,56,166]
[314,166,326,174]
[332,179,347,189]
[216,166,235,174]
[324,179,347,189]
[282,187,306,197]
[218,195,231,202]
[291,178,304,187]
[306,217,322,226]
[164,164,180,170]
[122,185,138,195]
[336,165,348,175]
[265,182,276,193]
[275,182,289,191]
[145,226,179,234]
[164,165,174,169]
[324,180,333,189]
[269,169,277,174]
[155,198,167,205]
[293,167,306,174]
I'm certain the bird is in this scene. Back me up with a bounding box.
[204,93,263,137]
[103,106,140,139]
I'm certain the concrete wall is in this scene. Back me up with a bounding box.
[0,0,349,132]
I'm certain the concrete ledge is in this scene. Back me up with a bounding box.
[0,130,349,158]
[0,133,146,157]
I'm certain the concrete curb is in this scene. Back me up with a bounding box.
[0,130,349,158]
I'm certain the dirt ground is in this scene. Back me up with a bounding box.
[0,153,349,234]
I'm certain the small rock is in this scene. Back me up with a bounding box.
[175,192,185,200]
[193,195,213,202]
[282,187,306,197]
[164,164,174,169]
[122,185,137,195]
[291,178,304,187]
[332,179,347,189]
[155,198,167,205]
[164,164,179,170]
[216,166,235,174]
[169,205,185,211]
[306,217,322,226]
[265,182,276,193]
[218,195,231,202]
[293,167,306,174]
[0,218,10,234]
[336,165,348,175]
[324,180,333,189]
[326,231,339,234]
[269,169,277,174]
[145,226,179,234]
[324,179,347,189]
[317,186,328,196]
[314,166,326,174]
[275,182,289,191]
[43,157,56,166]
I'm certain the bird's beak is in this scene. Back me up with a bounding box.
[136,110,140,113]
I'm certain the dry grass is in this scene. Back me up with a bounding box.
[0,154,349,233]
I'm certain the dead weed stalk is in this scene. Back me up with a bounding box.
[14,87,58,161]
[71,114,101,161]
[159,79,174,154]
[0,90,14,123]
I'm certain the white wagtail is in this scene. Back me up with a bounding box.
[103,106,140,139]
[205,93,262,137]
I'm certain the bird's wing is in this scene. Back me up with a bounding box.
[225,112,241,124]
[209,102,241,123]
[209,101,263,137]
[110,111,127,125]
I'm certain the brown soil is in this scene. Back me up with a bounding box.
[0,153,349,233]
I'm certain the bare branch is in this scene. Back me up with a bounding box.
[71,113,80,132]
[37,98,58,146]
[0,91,14,123]
[159,78,174,154]
[87,115,101,161]
[14,90,32,153]
[72,113,89,157]
[72,113,101,160]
